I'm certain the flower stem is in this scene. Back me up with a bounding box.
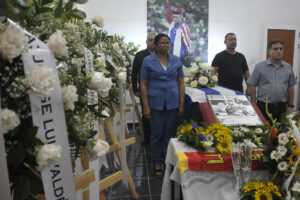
[270,169,279,182]
[23,162,41,180]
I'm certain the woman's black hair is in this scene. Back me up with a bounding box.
[154,33,170,45]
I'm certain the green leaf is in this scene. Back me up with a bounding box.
[8,145,26,168]
[13,175,31,200]
[54,6,63,17]
[64,1,73,11]
[68,9,86,20]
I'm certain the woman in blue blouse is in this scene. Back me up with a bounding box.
[140,33,185,177]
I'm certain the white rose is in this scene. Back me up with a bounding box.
[76,0,88,4]
[194,57,202,63]
[112,42,120,52]
[198,76,208,86]
[122,44,128,49]
[206,135,214,142]
[117,49,123,57]
[92,139,109,157]
[62,85,78,111]
[200,65,208,70]
[65,23,78,30]
[101,108,110,117]
[1,108,20,134]
[36,144,62,170]
[190,80,198,88]
[26,67,56,98]
[90,71,105,90]
[95,56,106,68]
[190,68,198,74]
[92,14,104,28]
[243,139,257,148]
[203,141,213,148]
[212,75,218,82]
[98,78,113,98]
[47,30,68,58]
[118,72,127,83]
[0,23,27,62]
[99,90,109,98]
[184,77,190,83]
[255,128,263,134]
[292,181,300,192]
[208,66,214,71]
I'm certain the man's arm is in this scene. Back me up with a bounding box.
[248,84,257,103]
[244,70,250,82]
[287,86,294,112]
[131,55,140,96]
[212,67,219,75]
[244,70,250,95]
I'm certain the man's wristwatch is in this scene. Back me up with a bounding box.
[288,104,294,108]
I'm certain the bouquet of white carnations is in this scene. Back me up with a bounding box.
[184,57,218,88]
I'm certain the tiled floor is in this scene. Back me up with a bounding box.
[101,124,163,200]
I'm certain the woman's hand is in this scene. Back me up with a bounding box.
[179,105,184,117]
[144,105,151,119]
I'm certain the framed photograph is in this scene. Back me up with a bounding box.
[207,95,263,126]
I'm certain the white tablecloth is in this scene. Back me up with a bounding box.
[161,139,268,200]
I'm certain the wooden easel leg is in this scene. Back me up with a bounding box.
[100,191,106,200]
[104,118,139,199]
[129,88,144,136]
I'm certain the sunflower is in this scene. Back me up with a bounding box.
[254,190,272,200]
[254,182,266,190]
[180,126,187,134]
[243,181,256,192]
[216,136,232,154]
[266,182,281,197]
[288,144,300,166]
[288,154,299,166]
[215,130,230,138]
[186,125,193,132]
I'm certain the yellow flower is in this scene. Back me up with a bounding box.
[215,130,230,138]
[288,145,300,166]
[195,127,204,134]
[216,136,232,154]
[243,181,256,192]
[254,182,265,190]
[180,126,187,134]
[186,125,193,132]
[266,182,281,197]
[288,154,299,166]
[254,189,272,200]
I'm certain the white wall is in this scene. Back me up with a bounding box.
[209,0,300,106]
[77,0,147,49]
[79,0,300,107]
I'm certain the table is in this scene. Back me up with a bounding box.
[161,139,268,200]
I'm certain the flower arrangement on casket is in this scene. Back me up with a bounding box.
[0,0,137,199]
[184,57,218,88]
[240,180,282,200]
[177,120,268,155]
[237,112,300,200]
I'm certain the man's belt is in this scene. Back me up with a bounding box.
[257,100,286,108]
